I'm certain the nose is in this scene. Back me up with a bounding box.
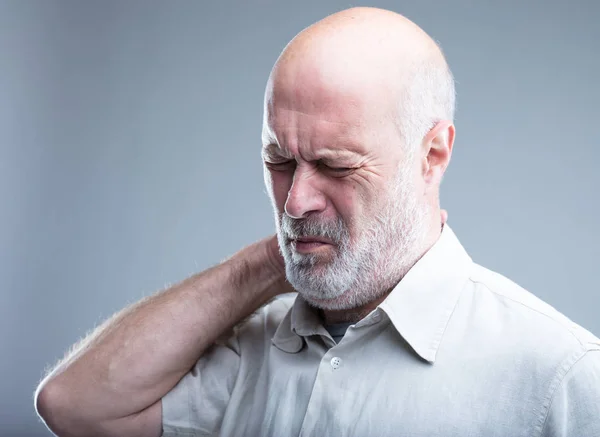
[284,166,326,219]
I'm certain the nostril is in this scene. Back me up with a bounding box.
[284,200,305,220]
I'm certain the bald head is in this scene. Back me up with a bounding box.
[265,7,455,151]
[277,7,443,81]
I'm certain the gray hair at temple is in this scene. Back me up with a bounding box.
[395,54,456,155]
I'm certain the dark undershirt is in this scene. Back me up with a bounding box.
[324,321,353,344]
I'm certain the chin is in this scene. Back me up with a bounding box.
[298,288,370,312]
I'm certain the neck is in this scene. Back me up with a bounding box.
[320,294,389,324]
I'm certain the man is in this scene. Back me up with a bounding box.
[35,7,600,437]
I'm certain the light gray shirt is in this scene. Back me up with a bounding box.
[161,225,600,437]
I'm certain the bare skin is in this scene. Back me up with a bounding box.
[35,7,454,437]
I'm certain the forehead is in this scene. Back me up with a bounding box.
[263,75,396,159]
[265,109,366,157]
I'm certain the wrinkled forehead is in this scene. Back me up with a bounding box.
[262,63,397,149]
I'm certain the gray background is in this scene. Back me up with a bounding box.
[1,0,598,435]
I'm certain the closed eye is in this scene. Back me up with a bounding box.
[328,167,353,173]
[318,161,355,177]
[265,160,296,172]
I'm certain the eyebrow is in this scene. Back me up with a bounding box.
[262,143,291,159]
[314,148,362,161]
[262,144,362,164]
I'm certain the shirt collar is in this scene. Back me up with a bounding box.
[379,224,472,363]
[272,224,472,362]
[271,294,328,353]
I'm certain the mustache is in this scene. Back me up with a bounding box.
[280,214,348,243]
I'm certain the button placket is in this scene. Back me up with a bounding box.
[298,350,345,436]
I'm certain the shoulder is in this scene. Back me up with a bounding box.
[465,263,600,355]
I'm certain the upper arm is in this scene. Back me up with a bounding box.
[37,393,163,437]
[40,341,240,437]
[540,350,600,437]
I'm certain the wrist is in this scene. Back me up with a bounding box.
[226,236,289,302]
[255,236,290,299]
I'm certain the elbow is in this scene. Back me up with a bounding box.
[35,381,87,437]
[35,381,70,436]
[34,382,139,437]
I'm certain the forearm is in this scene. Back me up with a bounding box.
[36,237,285,427]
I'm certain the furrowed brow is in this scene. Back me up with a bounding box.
[262,143,291,160]
[315,148,362,162]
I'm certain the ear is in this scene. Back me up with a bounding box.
[421,120,455,187]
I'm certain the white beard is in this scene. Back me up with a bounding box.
[275,163,431,311]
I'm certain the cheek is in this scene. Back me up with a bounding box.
[332,188,355,218]
[329,183,366,231]
[337,180,395,241]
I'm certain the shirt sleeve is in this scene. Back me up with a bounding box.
[541,349,600,437]
[161,337,241,437]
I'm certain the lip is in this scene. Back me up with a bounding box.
[291,236,334,254]
[294,236,334,245]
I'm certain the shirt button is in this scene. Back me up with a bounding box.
[330,357,342,369]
